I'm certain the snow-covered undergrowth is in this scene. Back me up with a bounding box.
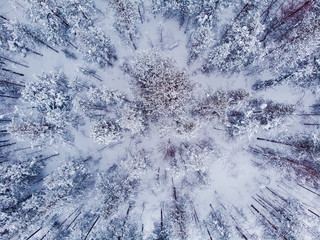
[1,0,320,239]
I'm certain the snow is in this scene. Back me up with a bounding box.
[1,1,320,240]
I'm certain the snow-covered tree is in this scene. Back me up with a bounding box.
[203,20,262,74]
[193,89,249,121]
[74,84,126,120]
[77,26,117,68]
[187,26,214,63]
[153,0,191,26]
[124,50,193,119]
[61,0,98,32]
[109,0,142,49]
[9,71,78,144]
[205,207,232,240]
[0,153,47,239]
[2,20,43,56]
[91,119,123,145]
[188,0,233,28]
[95,165,138,217]
[43,159,93,200]
[20,0,70,47]
[119,102,146,135]
[260,0,320,89]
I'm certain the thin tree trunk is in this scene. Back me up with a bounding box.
[0,142,16,148]
[26,227,42,240]
[297,183,320,197]
[28,33,59,53]
[138,4,144,24]
[308,209,320,218]
[261,0,279,23]
[160,208,163,230]
[234,3,249,21]
[118,205,132,240]
[256,137,310,151]
[0,56,29,68]
[24,46,43,56]
[0,15,9,21]
[266,187,287,202]
[38,153,59,162]
[260,0,313,42]
[0,119,11,122]
[66,39,78,49]
[65,212,81,231]
[0,80,25,87]
[203,221,213,240]
[1,68,24,76]
[83,215,100,240]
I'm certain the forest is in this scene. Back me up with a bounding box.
[0,0,320,239]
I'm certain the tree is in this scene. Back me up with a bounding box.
[9,71,78,144]
[248,99,294,125]
[119,102,146,135]
[200,1,266,74]
[1,20,43,56]
[226,98,294,137]
[76,26,117,68]
[100,211,142,240]
[153,0,191,26]
[150,208,172,240]
[187,26,214,64]
[91,119,123,145]
[167,187,190,239]
[109,0,142,49]
[61,0,98,32]
[0,154,47,239]
[0,74,24,98]
[20,0,70,47]
[187,0,233,28]
[95,165,139,217]
[192,89,249,121]
[123,50,192,119]
[73,85,126,120]
[260,0,320,90]
[205,207,232,240]
[203,20,262,74]
[43,159,93,200]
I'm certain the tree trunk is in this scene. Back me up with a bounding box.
[1,68,24,76]
[83,215,100,240]
[26,227,42,240]
[260,0,313,42]
[0,56,29,68]
[66,211,82,230]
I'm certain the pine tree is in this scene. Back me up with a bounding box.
[76,26,117,68]
[9,71,78,144]
[123,50,192,119]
